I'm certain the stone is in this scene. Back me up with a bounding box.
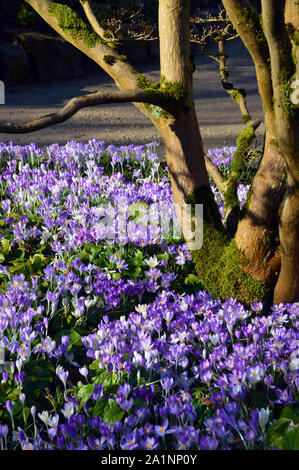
[0,39,31,85]
[13,32,99,82]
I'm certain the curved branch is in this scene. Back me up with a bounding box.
[0,90,174,134]
[221,0,275,135]
[79,0,117,43]
[204,156,227,195]
[217,38,253,123]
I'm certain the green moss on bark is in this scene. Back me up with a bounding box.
[224,126,256,210]
[237,6,267,44]
[185,184,269,304]
[186,184,225,232]
[242,113,251,124]
[181,185,267,305]
[48,3,104,48]
[103,54,116,65]
[280,74,299,119]
[231,88,246,104]
[136,74,187,120]
[192,224,269,304]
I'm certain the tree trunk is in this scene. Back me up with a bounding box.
[15,0,298,304]
[261,0,299,303]
[156,0,223,236]
[235,135,285,286]
[222,0,299,304]
[273,183,299,303]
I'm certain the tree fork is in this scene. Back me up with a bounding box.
[222,0,288,294]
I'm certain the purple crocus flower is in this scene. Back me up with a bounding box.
[199,435,219,450]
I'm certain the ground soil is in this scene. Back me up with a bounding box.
[0,38,265,159]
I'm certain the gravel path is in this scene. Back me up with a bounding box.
[0,38,265,158]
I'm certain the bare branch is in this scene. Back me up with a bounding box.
[79,0,117,43]
[204,155,227,195]
[217,38,260,129]
[190,8,239,47]
[221,0,274,133]
[0,90,175,135]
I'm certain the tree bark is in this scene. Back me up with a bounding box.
[8,0,297,303]
[157,0,209,206]
[222,0,289,298]
[154,0,224,245]
[261,0,299,303]
[235,135,285,285]
[0,89,175,133]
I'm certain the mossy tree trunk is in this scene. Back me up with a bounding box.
[222,0,299,303]
[4,0,298,304]
[261,0,299,303]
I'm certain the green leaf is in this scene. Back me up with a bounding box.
[184,274,202,287]
[132,267,141,277]
[267,417,292,449]
[24,360,54,382]
[104,384,119,395]
[55,329,82,347]
[103,399,124,425]
[93,257,106,267]
[157,253,169,261]
[89,360,101,370]
[27,254,44,274]
[129,202,148,219]
[7,388,21,402]
[111,272,121,280]
[0,382,11,398]
[281,405,299,424]
[77,384,95,405]
[14,247,26,261]
[92,370,119,388]
[92,398,106,418]
[23,407,31,425]
[250,390,269,409]
[1,237,10,253]
[282,427,299,450]
[9,263,24,274]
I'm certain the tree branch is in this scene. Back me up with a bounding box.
[217,38,259,127]
[24,1,138,90]
[79,0,117,43]
[22,0,165,127]
[261,0,299,185]
[204,155,227,195]
[0,89,175,134]
[221,0,275,134]
[285,0,299,76]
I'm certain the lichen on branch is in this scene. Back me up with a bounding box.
[136,74,187,119]
[224,125,256,212]
[48,2,105,48]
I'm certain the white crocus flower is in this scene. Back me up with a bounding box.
[135,304,148,319]
[48,414,59,430]
[258,408,270,432]
[38,410,50,426]
[79,366,89,380]
[144,256,159,269]
[209,334,220,345]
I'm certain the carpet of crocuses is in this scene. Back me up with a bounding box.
[0,139,298,451]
